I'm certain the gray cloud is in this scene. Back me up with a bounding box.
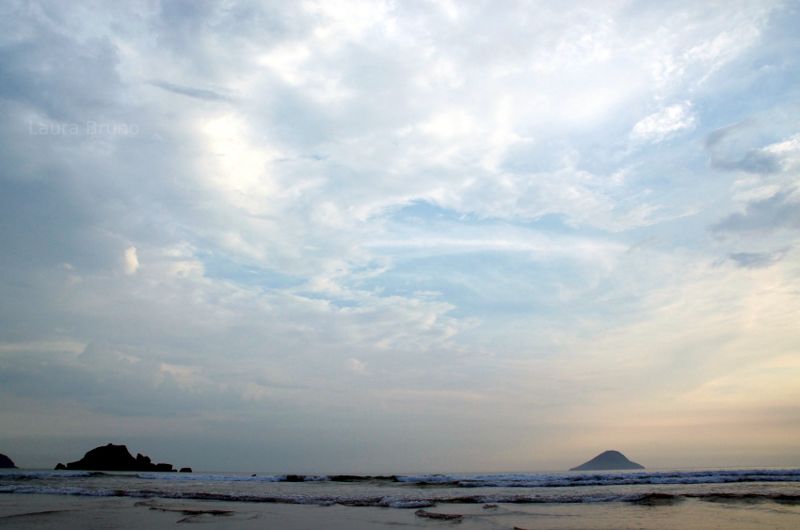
[150,81,234,102]
[712,149,782,174]
[705,121,784,175]
[713,191,800,234]
[0,350,208,417]
[705,122,745,149]
[727,248,789,268]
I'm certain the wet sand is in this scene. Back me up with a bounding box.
[1,493,799,529]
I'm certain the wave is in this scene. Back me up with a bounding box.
[1,484,798,508]
[133,472,399,483]
[130,469,800,487]
[430,469,800,488]
[0,471,111,480]
[5,468,800,487]
[149,469,799,487]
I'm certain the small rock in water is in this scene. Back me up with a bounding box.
[482,503,498,509]
[414,509,463,521]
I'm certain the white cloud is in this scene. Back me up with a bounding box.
[762,133,800,171]
[346,357,368,374]
[123,246,139,275]
[631,101,696,143]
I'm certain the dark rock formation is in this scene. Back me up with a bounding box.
[0,453,17,468]
[57,443,179,472]
[179,467,192,473]
[55,463,66,470]
[415,509,463,521]
[570,450,644,471]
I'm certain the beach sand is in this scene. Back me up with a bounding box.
[1,494,799,529]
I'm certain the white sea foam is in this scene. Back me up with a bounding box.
[378,497,435,508]
[396,474,459,484]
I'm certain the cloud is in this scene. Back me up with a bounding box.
[149,81,234,102]
[707,127,800,175]
[123,246,139,275]
[708,130,800,278]
[708,128,783,174]
[727,248,789,268]
[705,121,749,149]
[713,191,800,234]
[713,149,782,174]
[1,0,799,471]
[346,358,368,374]
[631,101,696,143]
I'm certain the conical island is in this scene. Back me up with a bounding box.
[570,450,644,471]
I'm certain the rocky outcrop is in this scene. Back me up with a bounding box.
[54,443,180,472]
[415,510,463,521]
[0,453,16,468]
[570,450,644,471]
[179,467,193,473]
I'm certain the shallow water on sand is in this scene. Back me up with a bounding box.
[1,467,799,528]
[1,494,800,529]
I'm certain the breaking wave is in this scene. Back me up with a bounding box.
[4,468,800,487]
[1,483,799,508]
[125,469,800,487]
[0,469,800,488]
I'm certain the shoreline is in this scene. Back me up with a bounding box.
[2,493,800,530]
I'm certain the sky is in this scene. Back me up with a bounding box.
[0,0,799,473]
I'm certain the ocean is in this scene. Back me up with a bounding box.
[2,467,799,528]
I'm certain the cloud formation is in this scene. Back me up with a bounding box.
[123,246,140,275]
[631,101,696,143]
[0,0,799,471]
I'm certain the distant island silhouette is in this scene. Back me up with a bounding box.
[570,450,644,471]
[0,453,16,469]
[54,443,189,472]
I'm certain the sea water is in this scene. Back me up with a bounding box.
[2,467,799,508]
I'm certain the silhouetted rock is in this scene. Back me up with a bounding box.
[55,463,66,470]
[60,443,179,472]
[570,450,644,471]
[0,453,16,468]
[415,510,463,521]
[179,467,192,473]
